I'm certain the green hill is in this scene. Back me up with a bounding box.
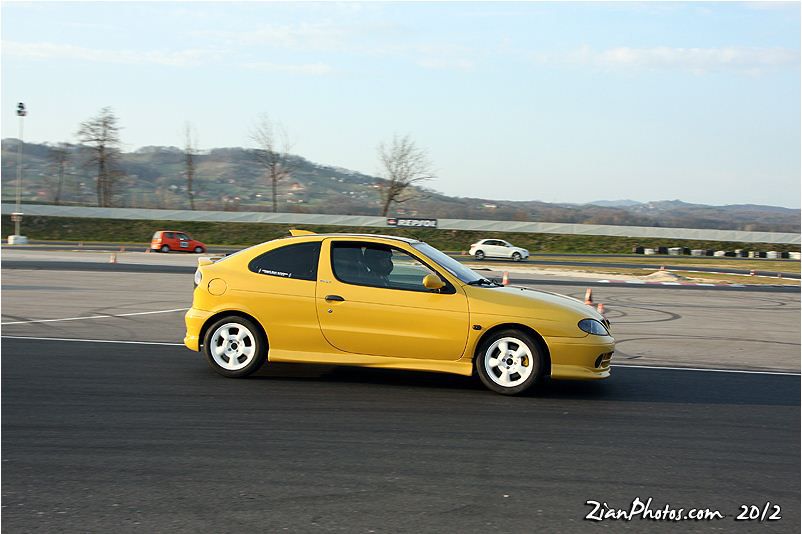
[2,139,799,233]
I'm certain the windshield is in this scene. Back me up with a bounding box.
[412,242,487,284]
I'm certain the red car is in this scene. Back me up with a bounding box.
[151,230,206,253]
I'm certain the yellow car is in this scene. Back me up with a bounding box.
[184,231,614,395]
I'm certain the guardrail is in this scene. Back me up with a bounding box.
[2,203,799,245]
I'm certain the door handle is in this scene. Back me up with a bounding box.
[325,295,345,302]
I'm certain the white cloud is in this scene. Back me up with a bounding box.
[242,61,334,75]
[536,45,800,74]
[195,22,350,50]
[416,58,474,72]
[3,40,219,67]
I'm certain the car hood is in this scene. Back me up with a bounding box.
[463,284,604,334]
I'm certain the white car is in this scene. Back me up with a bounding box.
[469,239,530,261]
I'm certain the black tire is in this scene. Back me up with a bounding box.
[160,245,170,253]
[194,246,204,254]
[474,250,485,260]
[202,316,268,378]
[475,329,543,395]
[512,252,522,262]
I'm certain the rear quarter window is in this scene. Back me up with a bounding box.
[248,242,321,281]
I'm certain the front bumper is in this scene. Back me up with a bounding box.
[546,335,615,380]
[184,307,214,351]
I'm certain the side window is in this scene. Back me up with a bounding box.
[331,242,444,292]
[248,242,321,281]
[165,232,175,239]
[177,233,189,240]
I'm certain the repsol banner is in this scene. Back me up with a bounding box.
[386,217,438,228]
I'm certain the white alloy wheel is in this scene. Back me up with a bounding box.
[483,337,534,388]
[194,246,203,253]
[161,245,170,253]
[209,322,257,371]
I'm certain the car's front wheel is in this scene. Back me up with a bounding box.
[203,316,267,378]
[512,252,522,262]
[194,246,204,253]
[476,329,543,395]
[474,250,485,260]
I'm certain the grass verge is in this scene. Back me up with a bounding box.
[3,215,801,256]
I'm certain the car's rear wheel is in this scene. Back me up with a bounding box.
[203,317,267,378]
[160,245,170,253]
[512,252,522,262]
[476,329,543,395]
[474,250,485,260]
[194,246,204,253]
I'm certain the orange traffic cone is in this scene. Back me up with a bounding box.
[584,288,593,306]
[109,253,117,264]
[501,271,510,286]
[596,303,605,316]
[144,248,151,253]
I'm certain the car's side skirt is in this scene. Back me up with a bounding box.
[267,348,475,376]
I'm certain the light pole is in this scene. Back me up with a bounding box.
[9,102,28,244]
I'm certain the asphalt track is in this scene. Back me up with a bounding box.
[2,338,799,533]
[5,242,800,278]
[3,260,800,293]
[2,257,800,532]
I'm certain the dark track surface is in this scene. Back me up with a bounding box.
[2,338,799,533]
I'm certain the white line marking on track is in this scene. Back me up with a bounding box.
[1,335,184,346]
[613,363,800,376]
[1,307,189,325]
[2,336,798,375]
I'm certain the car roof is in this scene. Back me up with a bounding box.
[289,233,420,244]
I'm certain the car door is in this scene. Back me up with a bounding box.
[485,240,505,258]
[176,232,191,251]
[315,239,470,361]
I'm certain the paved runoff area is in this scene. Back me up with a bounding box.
[1,249,799,533]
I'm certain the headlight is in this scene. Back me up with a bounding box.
[578,318,609,336]
[194,270,202,288]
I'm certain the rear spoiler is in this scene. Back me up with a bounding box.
[197,256,223,267]
[289,229,316,237]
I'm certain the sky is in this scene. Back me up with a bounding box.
[2,1,800,208]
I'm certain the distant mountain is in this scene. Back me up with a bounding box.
[586,199,643,208]
[1,139,799,233]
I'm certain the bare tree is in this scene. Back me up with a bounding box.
[184,122,198,210]
[47,143,69,205]
[76,107,122,207]
[377,134,434,217]
[250,114,293,213]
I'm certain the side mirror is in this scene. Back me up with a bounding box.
[422,274,445,290]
